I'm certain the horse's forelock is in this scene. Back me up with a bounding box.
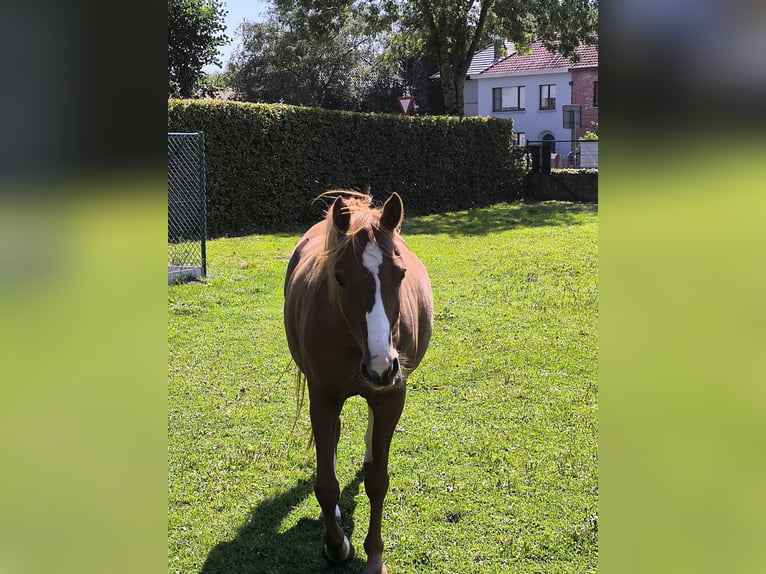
[322,193,382,259]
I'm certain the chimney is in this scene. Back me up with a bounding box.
[493,36,502,62]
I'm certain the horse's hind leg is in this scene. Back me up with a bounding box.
[363,386,405,574]
[310,393,353,564]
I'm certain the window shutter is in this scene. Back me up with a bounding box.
[520,87,526,109]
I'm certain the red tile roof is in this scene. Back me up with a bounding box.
[481,40,598,75]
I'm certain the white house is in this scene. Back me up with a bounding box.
[465,40,598,159]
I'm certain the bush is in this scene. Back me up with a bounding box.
[579,121,599,141]
[168,99,524,236]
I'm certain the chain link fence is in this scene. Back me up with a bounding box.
[168,133,206,283]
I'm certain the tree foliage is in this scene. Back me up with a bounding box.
[275,0,598,115]
[228,4,408,112]
[168,0,229,98]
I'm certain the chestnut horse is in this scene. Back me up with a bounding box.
[283,192,433,574]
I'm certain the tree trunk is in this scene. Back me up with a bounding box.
[439,62,458,115]
[429,0,493,116]
[449,0,493,116]
[440,63,468,116]
[453,73,466,117]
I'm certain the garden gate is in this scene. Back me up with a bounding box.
[168,132,206,284]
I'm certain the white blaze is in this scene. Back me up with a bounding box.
[362,242,391,375]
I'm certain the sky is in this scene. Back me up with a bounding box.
[204,0,270,73]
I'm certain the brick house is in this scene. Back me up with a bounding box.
[571,65,599,140]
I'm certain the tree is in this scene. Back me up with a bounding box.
[276,0,598,115]
[228,5,403,112]
[168,0,228,98]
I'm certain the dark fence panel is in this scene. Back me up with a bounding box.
[168,132,207,283]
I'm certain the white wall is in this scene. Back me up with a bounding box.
[464,80,479,117]
[470,69,576,154]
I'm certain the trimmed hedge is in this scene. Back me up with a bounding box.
[168,99,524,236]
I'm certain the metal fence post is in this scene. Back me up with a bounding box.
[197,133,207,278]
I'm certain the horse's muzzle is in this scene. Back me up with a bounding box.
[361,356,400,386]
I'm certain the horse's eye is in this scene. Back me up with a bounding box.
[334,272,346,288]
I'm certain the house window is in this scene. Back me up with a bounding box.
[513,132,526,145]
[540,84,556,110]
[594,81,599,107]
[493,86,526,111]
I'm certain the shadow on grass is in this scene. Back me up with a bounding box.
[401,201,598,237]
[200,470,367,574]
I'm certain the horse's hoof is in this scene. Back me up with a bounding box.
[362,561,388,574]
[322,535,354,565]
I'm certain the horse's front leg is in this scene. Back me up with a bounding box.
[363,386,405,574]
[309,392,353,564]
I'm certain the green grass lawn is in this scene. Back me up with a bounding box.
[168,201,598,574]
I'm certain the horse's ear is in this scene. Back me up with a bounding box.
[331,196,350,234]
[380,193,403,232]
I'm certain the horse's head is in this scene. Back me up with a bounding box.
[328,193,407,388]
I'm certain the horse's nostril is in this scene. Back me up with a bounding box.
[391,357,400,376]
[360,362,372,382]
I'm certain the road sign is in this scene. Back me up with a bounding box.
[397,96,414,115]
[563,105,581,129]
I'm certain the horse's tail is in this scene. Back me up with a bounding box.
[292,365,314,449]
[293,366,307,427]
